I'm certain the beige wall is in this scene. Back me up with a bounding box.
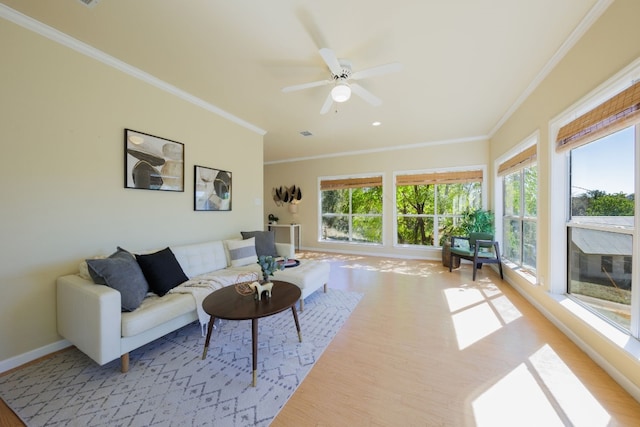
[264,139,489,259]
[0,20,264,364]
[490,0,640,392]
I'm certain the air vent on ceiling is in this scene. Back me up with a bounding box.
[299,131,313,137]
[78,0,101,7]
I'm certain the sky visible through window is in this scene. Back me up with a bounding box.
[571,126,635,196]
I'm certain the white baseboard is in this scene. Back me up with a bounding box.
[298,245,442,261]
[505,275,640,403]
[0,339,71,374]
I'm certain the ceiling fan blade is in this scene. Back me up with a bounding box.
[351,83,382,107]
[320,92,334,114]
[351,62,403,80]
[319,48,343,76]
[282,79,331,93]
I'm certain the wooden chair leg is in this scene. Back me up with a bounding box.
[121,353,129,373]
[299,298,304,312]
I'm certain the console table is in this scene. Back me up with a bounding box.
[266,223,301,250]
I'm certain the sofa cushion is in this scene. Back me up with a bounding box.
[121,293,195,337]
[241,230,278,257]
[135,247,188,296]
[171,240,227,277]
[86,247,149,312]
[227,237,258,267]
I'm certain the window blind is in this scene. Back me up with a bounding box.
[556,81,640,152]
[497,145,537,176]
[320,176,382,190]
[395,170,483,186]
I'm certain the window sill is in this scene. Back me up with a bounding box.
[502,260,537,285]
[548,293,640,362]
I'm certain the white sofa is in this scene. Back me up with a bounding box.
[56,238,329,372]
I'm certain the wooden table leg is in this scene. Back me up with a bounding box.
[202,316,216,359]
[291,307,302,342]
[252,318,258,387]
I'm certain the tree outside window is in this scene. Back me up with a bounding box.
[320,176,383,244]
[395,171,482,247]
[503,165,537,272]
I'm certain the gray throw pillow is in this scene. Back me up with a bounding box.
[241,230,278,257]
[86,247,149,312]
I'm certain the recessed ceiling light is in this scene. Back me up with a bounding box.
[372,121,381,126]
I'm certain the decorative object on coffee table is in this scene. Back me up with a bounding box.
[249,281,273,300]
[234,280,255,296]
[257,255,284,283]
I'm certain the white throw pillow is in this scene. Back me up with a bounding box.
[226,237,258,267]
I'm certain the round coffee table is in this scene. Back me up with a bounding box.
[201,280,302,386]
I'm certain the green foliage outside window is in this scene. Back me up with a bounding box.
[503,165,537,270]
[396,181,482,246]
[321,184,382,244]
[572,189,634,216]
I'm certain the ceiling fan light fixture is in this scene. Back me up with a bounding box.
[331,81,351,103]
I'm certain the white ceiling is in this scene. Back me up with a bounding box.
[2,0,607,163]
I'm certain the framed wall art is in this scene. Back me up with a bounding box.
[194,165,232,211]
[124,129,184,192]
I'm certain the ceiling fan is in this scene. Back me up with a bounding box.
[282,48,402,114]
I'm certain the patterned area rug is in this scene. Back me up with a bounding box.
[1,289,362,426]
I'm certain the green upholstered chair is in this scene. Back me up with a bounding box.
[449,232,503,281]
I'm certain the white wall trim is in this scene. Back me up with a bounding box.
[0,4,266,137]
[0,340,71,374]
[505,275,640,403]
[265,135,488,165]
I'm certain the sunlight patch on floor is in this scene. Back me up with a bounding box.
[444,288,485,312]
[472,344,611,426]
[527,344,611,426]
[472,363,566,427]
[445,287,523,350]
[339,260,433,277]
[452,302,503,350]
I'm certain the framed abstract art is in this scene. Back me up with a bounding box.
[194,165,232,211]
[124,129,184,192]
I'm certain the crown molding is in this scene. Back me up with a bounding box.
[0,4,266,136]
[264,135,488,165]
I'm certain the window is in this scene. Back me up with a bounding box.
[320,176,383,244]
[498,143,538,274]
[566,127,635,331]
[503,171,537,271]
[553,78,640,334]
[395,170,483,247]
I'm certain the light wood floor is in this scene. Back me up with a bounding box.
[273,252,640,426]
[2,253,640,426]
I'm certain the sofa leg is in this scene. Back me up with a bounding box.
[299,299,304,312]
[323,283,327,293]
[121,353,129,373]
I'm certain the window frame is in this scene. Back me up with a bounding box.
[502,165,538,272]
[495,133,539,281]
[393,166,487,248]
[318,173,384,245]
[549,60,640,338]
